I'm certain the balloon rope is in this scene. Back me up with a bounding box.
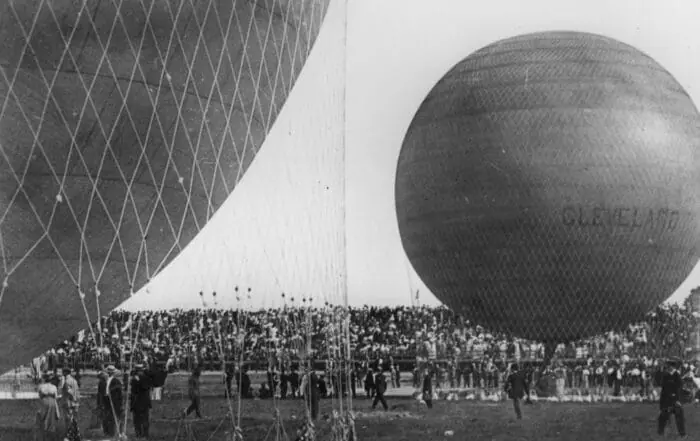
[121,311,146,437]
[236,287,253,430]
[339,0,353,420]
[0,228,6,307]
[204,289,242,439]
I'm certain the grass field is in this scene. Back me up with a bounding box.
[1,395,694,441]
[0,370,695,441]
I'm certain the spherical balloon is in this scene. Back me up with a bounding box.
[396,31,700,343]
[0,0,329,372]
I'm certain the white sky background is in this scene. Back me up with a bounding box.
[120,0,700,312]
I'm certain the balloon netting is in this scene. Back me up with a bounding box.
[396,31,700,343]
[0,0,329,369]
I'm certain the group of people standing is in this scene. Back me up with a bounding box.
[95,363,171,439]
[35,368,80,441]
[34,362,168,440]
[499,357,691,438]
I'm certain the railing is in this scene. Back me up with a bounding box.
[27,354,684,376]
[28,339,686,375]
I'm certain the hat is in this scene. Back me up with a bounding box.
[134,364,145,370]
[106,365,117,373]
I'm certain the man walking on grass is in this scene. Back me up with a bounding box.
[183,368,203,419]
[505,363,530,420]
[372,370,389,411]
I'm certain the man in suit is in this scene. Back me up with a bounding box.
[224,365,235,399]
[372,371,389,411]
[302,367,321,420]
[364,368,375,399]
[239,367,252,399]
[130,364,152,439]
[505,363,530,420]
[658,357,687,438]
[149,363,168,401]
[290,368,300,398]
[102,365,124,437]
[422,367,434,409]
[279,367,289,399]
[94,368,108,432]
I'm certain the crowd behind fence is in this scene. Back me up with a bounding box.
[27,300,700,374]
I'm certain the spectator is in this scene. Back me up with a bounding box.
[183,368,203,419]
[35,374,64,441]
[23,297,700,403]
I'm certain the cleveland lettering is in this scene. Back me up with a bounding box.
[561,205,681,232]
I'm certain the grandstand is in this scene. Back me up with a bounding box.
[9,300,699,391]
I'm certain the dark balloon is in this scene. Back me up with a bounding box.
[0,0,329,372]
[395,31,700,343]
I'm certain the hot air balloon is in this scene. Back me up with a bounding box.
[0,0,329,373]
[395,31,700,353]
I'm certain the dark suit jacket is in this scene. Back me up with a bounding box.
[506,371,529,399]
[290,372,300,388]
[130,375,152,411]
[364,373,375,389]
[149,369,168,388]
[375,373,387,395]
[422,373,433,396]
[306,372,321,400]
[659,371,683,410]
[106,376,124,416]
[97,374,107,408]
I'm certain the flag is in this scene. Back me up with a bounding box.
[77,329,85,343]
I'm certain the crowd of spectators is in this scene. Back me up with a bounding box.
[35,299,700,377]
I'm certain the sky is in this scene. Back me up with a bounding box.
[119,0,700,311]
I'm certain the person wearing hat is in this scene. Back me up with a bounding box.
[35,374,64,441]
[149,362,168,402]
[364,368,375,399]
[658,357,686,438]
[60,367,81,440]
[505,363,530,420]
[94,368,108,432]
[130,364,152,439]
[300,364,321,420]
[421,366,434,409]
[372,369,389,411]
[102,365,124,437]
[60,368,80,420]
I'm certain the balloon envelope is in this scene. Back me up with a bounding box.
[0,0,329,372]
[396,31,700,342]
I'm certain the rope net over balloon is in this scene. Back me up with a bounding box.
[395,31,700,369]
[0,0,330,371]
[0,0,356,438]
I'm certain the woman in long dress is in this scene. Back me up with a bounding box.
[555,362,566,399]
[34,376,64,441]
